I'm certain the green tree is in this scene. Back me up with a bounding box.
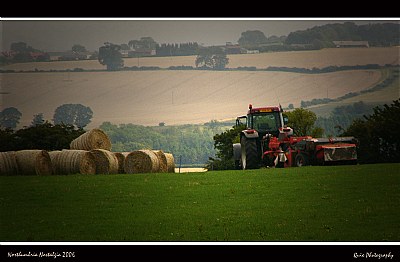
[285,108,324,137]
[72,44,87,53]
[98,42,124,71]
[342,99,400,163]
[238,30,268,47]
[195,47,229,70]
[31,113,44,126]
[53,104,93,128]
[0,107,22,130]
[205,125,245,170]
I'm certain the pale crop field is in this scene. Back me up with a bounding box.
[1,47,399,71]
[2,69,384,128]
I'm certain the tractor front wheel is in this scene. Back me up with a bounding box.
[295,153,309,167]
[241,136,259,170]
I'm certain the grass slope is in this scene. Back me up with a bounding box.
[1,163,399,242]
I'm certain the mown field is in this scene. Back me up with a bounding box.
[1,163,399,241]
[2,69,384,128]
[2,47,399,129]
[2,47,399,71]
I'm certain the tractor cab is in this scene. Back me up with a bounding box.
[236,104,289,138]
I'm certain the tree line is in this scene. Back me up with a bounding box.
[0,104,93,130]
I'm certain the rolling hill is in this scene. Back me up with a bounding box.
[1,47,399,128]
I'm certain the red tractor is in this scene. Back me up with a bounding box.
[233,104,358,169]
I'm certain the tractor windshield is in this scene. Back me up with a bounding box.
[249,112,281,133]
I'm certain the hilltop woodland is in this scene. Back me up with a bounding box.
[1,22,398,66]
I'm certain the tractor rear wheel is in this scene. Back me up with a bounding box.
[240,136,259,170]
[295,153,309,167]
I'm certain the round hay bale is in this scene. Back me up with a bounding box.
[113,152,126,174]
[0,151,19,176]
[50,150,96,175]
[153,150,168,173]
[124,150,159,174]
[48,151,62,174]
[70,129,111,151]
[90,149,118,174]
[164,153,175,173]
[15,150,52,176]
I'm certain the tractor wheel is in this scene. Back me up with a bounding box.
[295,153,309,167]
[240,136,259,170]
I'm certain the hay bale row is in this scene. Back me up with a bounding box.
[15,150,53,176]
[164,153,175,173]
[113,152,126,174]
[70,128,111,151]
[1,148,175,176]
[0,151,19,176]
[124,150,159,174]
[124,150,175,174]
[49,150,96,175]
[90,149,118,174]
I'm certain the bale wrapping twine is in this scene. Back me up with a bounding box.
[49,150,96,175]
[90,149,118,174]
[113,152,126,174]
[153,150,168,173]
[0,151,19,176]
[15,150,53,175]
[164,153,175,173]
[70,129,111,151]
[124,150,159,174]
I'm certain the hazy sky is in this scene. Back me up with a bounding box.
[1,18,397,52]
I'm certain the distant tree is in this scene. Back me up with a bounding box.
[0,107,22,130]
[31,113,45,126]
[10,42,34,53]
[53,104,93,128]
[98,42,124,71]
[120,44,130,50]
[238,30,268,47]
[195,47,229,70]
[128,37,157,49]
[159,122,165,127]
[72,44,87,53]
[285,108,323,137]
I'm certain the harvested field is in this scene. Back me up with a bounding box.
[2,69,387,128]
[1,47,398,71]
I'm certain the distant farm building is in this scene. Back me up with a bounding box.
[333,41,370,48]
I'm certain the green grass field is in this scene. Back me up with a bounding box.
[1,163,399,242]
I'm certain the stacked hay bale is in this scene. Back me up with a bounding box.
[153,150,168,173]
[70,128,111,151]
[49,150,96,175]
[113,152,126,174]
[14,150,53,175]
[164,153,176,173]
[124,150,159,174]
[90,149,118,174]
[0,151,19,176]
